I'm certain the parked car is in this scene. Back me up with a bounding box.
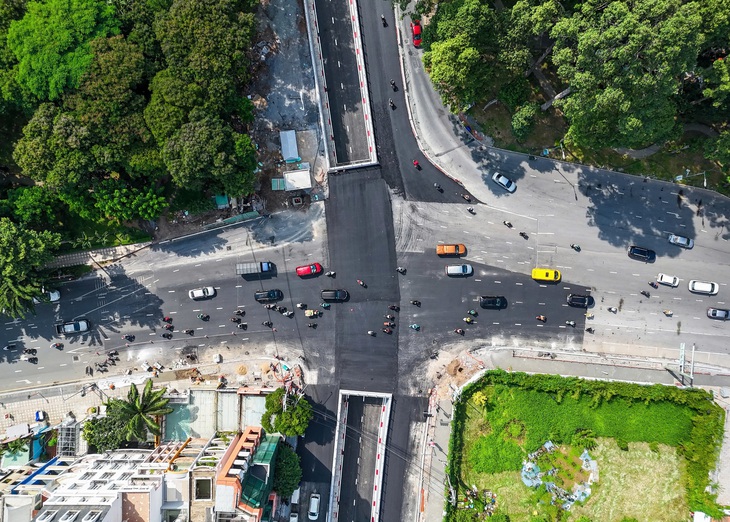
[445,264,473,276]
[656,273,679,287]
[296,263,323,277]
[627,245,656,262]
[668,234,694,249]
[689,280,719,295]
[491,172,516,193]
[566,294,594,308]
[707,308,730,320]
[254,289,284,302]
[308,493,320,521]
[531,268,561,282]
[410,20,422,46]
[188,287,216,300]
[321,289,349,301]
[479,296,507,309]
[436,244,466,256]
[290,513,299,522]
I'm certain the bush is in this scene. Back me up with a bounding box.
[512,103,539,142]
[498,78,531,113]
[616,438,629,451]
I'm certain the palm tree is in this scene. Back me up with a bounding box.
[107,380,173,442]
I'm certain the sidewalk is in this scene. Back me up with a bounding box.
[46,242,153,270]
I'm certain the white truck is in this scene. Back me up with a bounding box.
[236,262,273,275]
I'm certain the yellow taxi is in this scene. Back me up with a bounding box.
[531,268,561,282]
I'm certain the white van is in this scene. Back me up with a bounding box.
[445,264,473,276]
[688,280,719,295]
[290,487,300,505]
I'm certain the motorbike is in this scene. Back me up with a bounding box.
[264,304,276,310]
[413,160,421,170]
[24,357,38,364]
[122,334,135,342]
[197,313,210,321]
[325,271,336,277]
[237,322,248,329]
[565,320,576,327]
[570,244,581,252]
[262,321,273,328]
[164,323,174,330]
[381,14,386,26]
[535,315,547,322]
[434,183,442,192]
[108,350,119,356]
[467,309,478,316]
[230,316,241,323]
[368,330,376,336]
[663,309,673,316]
[519,232,529,239]
[649,281,659,289]
[357,279,366,287]
[462,194,472,202]
[388,98,395,109]
[608,307,618,313]
[390,79,396,90]
[503,220,512,228]
[463,317,475,324]
[466,207,475,214]
[396,267,406,274]
[640,290,650,298]
[383,327,392,334]
[163,316,173,323]
[275,306,287,313]
[409,324,420,330]
[585,312,594,319]
[384,321,395,327]
[308,323,318,328]
[384,314,395,320]
[22,348,37,355]
[389,305,400,311]
[283,311,294,317]
[161,332,172,339]
[296,303,307,309]
[184,329,195,335]
[410,300,421,306]
[586,327,595,334]
[51,342,63,349]
[320,302,331,309]
[454,328,465,335]
[234,309,245,316]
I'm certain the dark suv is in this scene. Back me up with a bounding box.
[254,289,283,302]
[479,296,507,309]
[321,289,349,301]
[567,294,594,308]
[627,245,656,262]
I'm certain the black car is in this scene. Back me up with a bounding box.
[567,294,595,308]
[479,295,507,309]
[321,289,349,301]
[627,245,656,262]
[254,289,283,303]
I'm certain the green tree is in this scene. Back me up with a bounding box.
[703,57,730,109]
[105,379,173,442]
[8,185,63,230]
[424,33,490,109]
[0,217,60,318]
[7,0,120,101]
[705,130,730,173]
[92,179,166,223]
[144,67,202,146]
[511,102,538,142]
[272,444,302,498]
[262,388,313,437]
[552,0,704,148]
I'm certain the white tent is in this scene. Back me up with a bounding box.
[284,169,312,191]
[279,130,300,163]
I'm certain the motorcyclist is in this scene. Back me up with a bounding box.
[519,232,528,239]
[308,323,317,328]
[467,207,474,213]
[454,328,465,335]
[463,317,474,324]
[296,303,306,309]
[413,160,419,168]
[388,98,394,108]
[262,321,273,328]
[237,323,247,329]
[503,220,512,227]
[357,279,365,286]
[389,305,399,311]
[409,324,420,330]
[234,309,245,316]
[367,330,376,336]
[434,182,441,190]
[390,79,395,87]
[396,267,406,274]
[410,299,421,306]
[565,320,576,327]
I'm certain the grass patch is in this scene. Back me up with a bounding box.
[58,218,151,253]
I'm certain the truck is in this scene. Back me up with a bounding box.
[236,261,274,275]
[436,244,466,256]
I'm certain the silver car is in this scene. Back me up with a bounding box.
[707,308,730,320]
[491,172,516,193]
[668,234,694,249]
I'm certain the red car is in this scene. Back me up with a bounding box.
[411,20,422,47]
[296,263,323,277]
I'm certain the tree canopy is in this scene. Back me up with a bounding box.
[262,388,313,437]
[104,379,173,442]
[7,0,120,101]
[272,444,302,498]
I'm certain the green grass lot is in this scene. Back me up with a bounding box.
[450,377,717,522]
[467,75,727,196]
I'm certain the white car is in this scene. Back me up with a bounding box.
[188,287,216,300]
[656,273,679,287]
[307,493,320,520]
[668,234,694,249]
[491,172,516,193]
[688,280,719,295]
[33,289,61,304]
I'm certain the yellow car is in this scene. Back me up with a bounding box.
[532,268,561,282]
